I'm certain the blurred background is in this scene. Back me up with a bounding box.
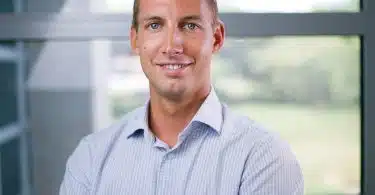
[0,0,370,194]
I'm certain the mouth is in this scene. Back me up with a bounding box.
[157,63,191,70]
[156,63,193,77]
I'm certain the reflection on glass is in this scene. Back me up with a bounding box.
[109,36,361,194]
[105,0,359,13]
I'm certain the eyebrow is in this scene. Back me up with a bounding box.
[142,16,163,22]
[141,15,203,23]
[180,15,203,22]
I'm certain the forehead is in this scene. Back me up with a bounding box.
[138,0,210,19]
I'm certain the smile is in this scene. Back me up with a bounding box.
[157,63,192,70]
[156,63,192,77]
[163,64,186,70]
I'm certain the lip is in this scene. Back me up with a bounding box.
[156,62,192,66]
[156,63,193,77]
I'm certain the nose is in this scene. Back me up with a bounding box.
[162,27,183,56]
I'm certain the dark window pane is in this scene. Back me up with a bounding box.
[0,41,20,195]
[0,42,17,127]
[0,138,21,195]
[0,0,13,13]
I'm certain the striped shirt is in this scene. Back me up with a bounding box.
[59,89,304,195]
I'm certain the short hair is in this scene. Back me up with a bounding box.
[131,0,218,30]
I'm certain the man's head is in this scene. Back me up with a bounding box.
[130,0,225,101]
[132,0,219,30]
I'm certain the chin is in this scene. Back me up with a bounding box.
[159,91,183,101]
[159,85,187,100]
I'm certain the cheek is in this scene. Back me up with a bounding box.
[139,36,163,57]
[185,35,212,56]
[139,43,154,61]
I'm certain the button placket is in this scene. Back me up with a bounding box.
[156,152,173,195]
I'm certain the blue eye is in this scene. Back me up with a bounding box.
[185,23,198,30]
[149,23,160,29]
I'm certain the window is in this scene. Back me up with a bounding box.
[215,36,360,194]
[109,36,361,194]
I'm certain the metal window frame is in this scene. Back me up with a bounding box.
[362,1,374,194]
[0,0,373,194]
[14,0,32,193]
[0,12,368,39]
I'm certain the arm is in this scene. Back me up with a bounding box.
[59,137,92,195]
[239,135,304,195]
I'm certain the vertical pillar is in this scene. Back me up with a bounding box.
[26,0,112,194]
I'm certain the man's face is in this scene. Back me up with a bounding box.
[131,0,224,100]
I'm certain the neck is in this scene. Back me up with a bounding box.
[148,85,210,147]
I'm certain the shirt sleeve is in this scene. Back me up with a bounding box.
[59,137,92,195]
[239,134,304,195]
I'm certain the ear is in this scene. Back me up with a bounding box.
[130,27,139,55]
[212,20,225,53]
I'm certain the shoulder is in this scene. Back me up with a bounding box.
[222,104,299,164]
[67,106,144,166]
[221,104,281,145]
[221,105,303,193]
[82,106,144,152]
[61,107,144,188]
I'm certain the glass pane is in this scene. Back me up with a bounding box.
[213,36,360,194]
[0,0,13,13]
[0,41,21,195]
[0,138,21,195]
[0,42,17,127]
[104,0,359,13]
[109,36,361,194]
[110,40,149,116]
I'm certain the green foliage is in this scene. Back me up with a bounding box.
[213,36,360,106]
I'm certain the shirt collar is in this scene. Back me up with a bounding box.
[190,88,223,134]
[124,104,149,138]
[125,87,223,138]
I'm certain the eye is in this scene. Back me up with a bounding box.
[184,23,198,30]
[148,23,160,30]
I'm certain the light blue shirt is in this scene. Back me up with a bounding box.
[60,89,304,195]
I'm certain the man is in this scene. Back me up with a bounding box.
[59,0,304,194]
